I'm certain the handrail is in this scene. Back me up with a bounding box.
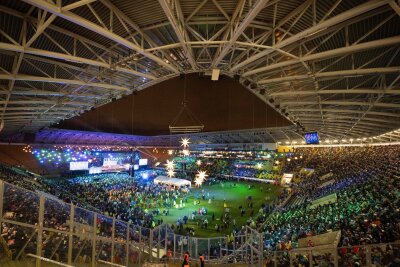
[26,254,74,267]
[97,259,126,267]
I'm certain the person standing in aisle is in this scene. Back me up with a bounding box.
[199,253,205,267]
[182,251,190,267]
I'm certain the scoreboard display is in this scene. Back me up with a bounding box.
[305,132,319,144]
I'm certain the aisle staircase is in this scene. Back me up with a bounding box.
[283,194,306,209]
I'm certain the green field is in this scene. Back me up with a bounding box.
[150,180,282,237]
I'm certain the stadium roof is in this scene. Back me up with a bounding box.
[0,0,399,139]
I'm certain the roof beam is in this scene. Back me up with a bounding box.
[22,0,179,73]
[3,112,73,116]
[389,1,400,16]
[302,121,390,131]
[0,5,118,57]
[212,0,268,67]
[0,100,90,106]
[158,0,197,70]
[268,88,400,96]
[210,0,245,66]
[318,127,369,136]
[303,123,374,134]
[288,108,400,118]
[281,100,400,109]
[230,0,391,72]
[99,0,180,72]
[1,15,30,121]
[26,13,57,47]
[0,74,130,91]
[294,114,400,125]
[258,67,400,84]
[62,0,98,12]
[0,88,102,98]
[244,36,400,77]
[299,118,397,128]
[0,42,156,80]
[0,106,78,111]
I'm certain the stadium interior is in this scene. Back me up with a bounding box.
[0,0,400,266]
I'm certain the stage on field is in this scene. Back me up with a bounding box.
[154,176,191,187]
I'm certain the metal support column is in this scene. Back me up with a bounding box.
[195,238,198,259]
[157,227,160,260]
[68,204,74,265]
[245,235,248,264]
[208,238,210,260]
[92,213,97,267]
[111,217,115,263]
[251,241,254,266]
[220,238,222,258]
[366,245,372,266]
[0,181,4,237]
[173,234,176,259]
[138,227,142,267]
[36,195,45,267]
[126,223,130,267]
[164,224,168,255]
[260,233,263,267]
[149,227,153,262]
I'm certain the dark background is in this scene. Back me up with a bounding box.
[58,74,290,135]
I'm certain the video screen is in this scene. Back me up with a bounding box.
[139,158,148,166]
[70,161,89,170]
[305,132,319,144]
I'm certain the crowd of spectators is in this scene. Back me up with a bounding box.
[1,145,400,265]
[261,145,400,253]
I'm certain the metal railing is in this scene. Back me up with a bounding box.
[0,179,399,267]
[0,180,263,266]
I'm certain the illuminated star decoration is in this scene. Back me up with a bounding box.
[256,163,263,169]
[194,178,203,187]
[165,160,175,178]
[167,169,175,178]
[182,149,190,156]
[180,138,190,148]
[165,159,175,170]
[195,170,208,187]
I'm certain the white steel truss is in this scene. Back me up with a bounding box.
[0,0,398,139]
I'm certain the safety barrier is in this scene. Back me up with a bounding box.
[0,180,399,267]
